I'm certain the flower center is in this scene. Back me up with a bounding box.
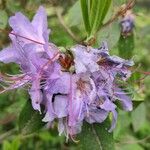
[76,78,87,94]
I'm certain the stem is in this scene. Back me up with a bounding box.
[101,0,135,29]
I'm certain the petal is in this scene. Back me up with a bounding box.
[69,122,82,135]
[71,45,99,73]
[48,72,70,94]
[97,41,109,57]
[115,87,133,111]
[42,93,55,122]
[108,109,118,132]
[29,79,42,112]
[9,12,38,44]
[100,98,116,111]
[0,46,17,63]
[48,63,61,80]
[88,78,97,103]
[32,6,50,42]
[68,90,84,126]
[100,98,118,132]
[74,58,87,73]
[54,95,68,118]
[86,108,108,123]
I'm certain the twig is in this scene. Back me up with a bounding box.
[102,0,135,28]
[55,8,80,43]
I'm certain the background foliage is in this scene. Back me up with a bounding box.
[0,0,150,149]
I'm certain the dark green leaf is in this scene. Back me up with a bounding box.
[80,0,91,35]
[90,0,112,35]
[90,0,103,35]
[101,0,112,24]
[132,101,144,109]
[18,100,45,135]
[118,33,135,59]
[78,118,115,150]
[97,22,120,48]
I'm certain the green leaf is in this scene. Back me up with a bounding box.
[114,111,131,140]
[97,22,120,48]
[80,0,91,35]
[90,0,103,35]
[0,10,8,29]
[2,141,11,150]
[18,100,45,135]
[131,103,146,132]
[67,1,82,27]
[90,0,112,35]
[118,33,135,59]
[11,137,21,150]
[6,0,22,13]
[78,118,115,150]
[80,0,112,37]
[101,0,112,24]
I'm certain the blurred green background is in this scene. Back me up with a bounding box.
[0,0,150,149]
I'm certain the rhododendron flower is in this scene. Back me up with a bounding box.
[0,6,60,112]
[0,6,134,139]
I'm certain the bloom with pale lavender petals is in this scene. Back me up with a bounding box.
[0,6,134,139]
[0,6,60,113]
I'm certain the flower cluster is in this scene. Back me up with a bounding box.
[0,7,134,139]
[120,10,135,36]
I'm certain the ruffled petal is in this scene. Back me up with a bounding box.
[115,87,133,111]
[9,13,38,43]
[108,109,118,132]
[32,6,50,42]
[42,93,55,122]
[0,46,17,63]
[47,72,70,94]
[68,90,84,126]
[86,108,108,123]
[54,95,68,118]
[29,79,42,112]
[100,98,118,132]
[71,45,99,73]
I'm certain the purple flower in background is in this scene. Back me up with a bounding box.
[120,10,135,36]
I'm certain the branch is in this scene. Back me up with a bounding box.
[102,0,135,28]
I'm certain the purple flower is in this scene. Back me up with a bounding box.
[120,10,135,36]
[0,5,134,138]
[71,45,99,73]
[0,6,60,112]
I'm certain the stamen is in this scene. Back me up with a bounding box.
[70,134,80,143]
